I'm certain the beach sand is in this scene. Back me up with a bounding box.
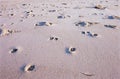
[0,0,120,79]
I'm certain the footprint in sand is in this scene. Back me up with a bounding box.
[9,47,22,54]
[24,64,36,72]
[104,25,117,29]
[0,28,21,37]
[93,5,106,10]
[75,21,98,27]
[48,10,56,12]
[81,31,99,38]
[66,47,76,54]
[35,22,53,27]
[49,36,59,41]
[57,15,66,19]
[107,15,120,20]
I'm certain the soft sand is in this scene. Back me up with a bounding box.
[0,0,120,79]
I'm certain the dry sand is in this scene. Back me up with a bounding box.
[0,0,120,79]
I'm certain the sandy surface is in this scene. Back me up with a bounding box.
[0,0,120,79]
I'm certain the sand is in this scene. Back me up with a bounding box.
[0,0,120,79]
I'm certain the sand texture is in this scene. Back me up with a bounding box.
[0,0,120,79]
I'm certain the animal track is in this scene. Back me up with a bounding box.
[0,28,21,37]
[35,22,53,26]
[9,47,22,54]
[49,36,59,41]
[66,47,76,54]
[94,5,106,10]
[75,21,98,27]
[104,25,117,29]
[81,31,99,37]
[24,64,35,72]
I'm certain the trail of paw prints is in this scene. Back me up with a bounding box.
[0,28,21,37]
[75,21,99,27]
[81,31,100,38]
[49,36,59,41]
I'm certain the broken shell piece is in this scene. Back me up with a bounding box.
[36,22,53,26]
[68,47,76,54]
[104,25,117,29]
[24,64,35,72]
